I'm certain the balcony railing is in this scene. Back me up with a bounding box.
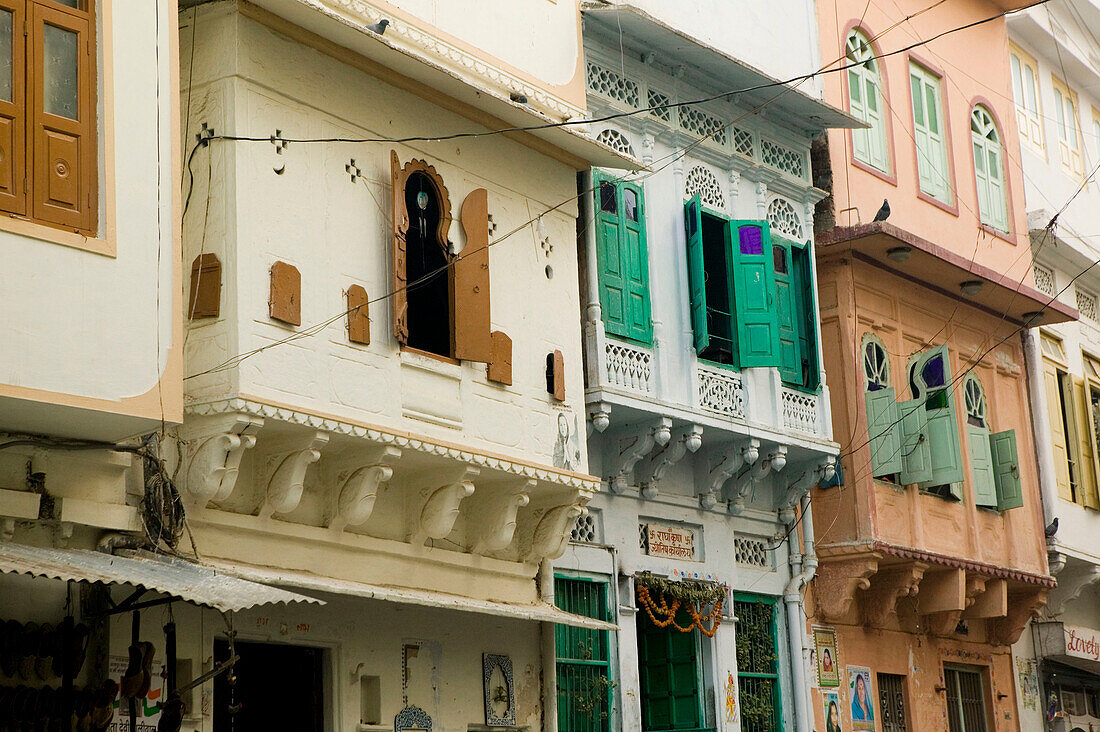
[604,341,654,395]
[781,387,819,435]
[697,363,746,419]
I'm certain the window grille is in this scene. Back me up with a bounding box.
[1033,264,1056,296]
[595,129,636,158]
[944,668,988,732]
[734,537,770,569]
[863,337,890,390]
[761,139,807,179]
[964,376,986,428]
[733,127,755,157]
[647,89,673,122]
[685,165,725,209]
[1077,288,1097,321]
[878,673,908,732]
[735,597,781,732]
[586,61,640,108]
[766,198,804,239]
[679,104,727,145]
[571,512,599,543]
[554,577,612,732]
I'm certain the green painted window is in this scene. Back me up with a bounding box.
[909,346,965,498]
[555,577,613,732]
[909,63,951,203]
[636,607,707,732]
[864,338,933,484]
[867,387,902,478]
[944,667,988,732]
[773,238,820,389]
[735,595,782,732]
[963,374,1023,511]
[594,171,653,344]
[846,29,891,173]
[970,106,1009,232]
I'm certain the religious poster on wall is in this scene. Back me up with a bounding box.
[725,671,738,722]
[824,691,844,732]
[1016,657,1039,711]
[847,666,875,731]
[813,626,840,687]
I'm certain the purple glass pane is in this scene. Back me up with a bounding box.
[739,226,764,255]
[921,355,946,388]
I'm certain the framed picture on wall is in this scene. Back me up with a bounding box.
[813,626,840,687]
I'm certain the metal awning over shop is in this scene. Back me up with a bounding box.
[0,542,322,613]
[1036,621,1100,677]
[206,559,617,631]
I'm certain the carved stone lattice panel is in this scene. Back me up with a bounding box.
[647,88,673,122]
[733,127,755,157]
[734,537,771,569]
[586,61,640,107]
[571,511,599,543]
[761,138,807,179]
[767,197,805,240]
[482,654,516,726]
[1077,288,1097,321]
[1033,264,1056,296]
[596,128,636,158]
[679,105,727,146]
[686,165,725,210]
[697,364,746,419]
[604,341,653,394]
[781,388,818,434]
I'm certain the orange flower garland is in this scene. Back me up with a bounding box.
[636,582,725,637]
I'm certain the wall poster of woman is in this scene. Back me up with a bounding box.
[813,626,840,687]
[824,692,843,732]
[848,666,875,731]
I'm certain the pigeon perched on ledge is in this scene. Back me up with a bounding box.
[873,198,891,222]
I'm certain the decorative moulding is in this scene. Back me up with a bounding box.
[638,425,703,499]
[393,705,432,732]
[693,439,759,510]
[726,445,787,515]
[180,413,264,507]
[468,480,534,555]
[185,398,601,492]
[608,418,672,494]
[482,653,516,726]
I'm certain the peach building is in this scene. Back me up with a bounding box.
[809,0,1076,730]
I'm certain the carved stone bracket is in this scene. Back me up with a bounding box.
[264,431,329,516]
[923,610,963,637]
[407,466,479,545]
[987,590,1048,646]
[330,446,402,531]
[526,503,586,562]
[468,479,535,555]
[639,425,703,499]
[859,562,928,628]
[608,418,672,494]
[727,445,787,515]
[1046,565,1100,616]
[813,557,878,623]
[182,413,264,507]
[694,439,759,510]
[778,457,836,521]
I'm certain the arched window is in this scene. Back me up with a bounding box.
[845,29,891,173]
[863,335,890,391]
[970,106,1009,232]
[964,374,987,428]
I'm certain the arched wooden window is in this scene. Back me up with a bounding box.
[845,29,890,173]
[862,335,890,391]
[970,106,1009,232]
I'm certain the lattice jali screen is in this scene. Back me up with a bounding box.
[767,197,804,239]
[680,105,727,145]
[686,165,725,210]
[596,128,636,157]
[586,61,640,107]
[761,139,807,179]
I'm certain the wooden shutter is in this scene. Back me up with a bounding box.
[898,398,933,484]
[269,261,301,326]
[1071,377,1100,509]
[990,430,1023,511]
[30,2,95,232]
[730,221,779,367]
[594,174,629,339]
[684,195,709,354]
[390,150,409,344]
[772,237,801,385]
[792,243,819,390]
[453,187,492,361]
[1083,380,1100,508]
[1043,361,1074,501]
[866,387,902,477]
[487,331,512,386]
[0,0,24,215]
[547,350,565,401]
[621,181,652,344]
[346,284,370,345]
[911,347,966,494]
[967,424,998,508]
[637,609,702,730]
[188,253,221,319]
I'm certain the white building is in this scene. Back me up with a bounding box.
[1008,3,1100,729]
[550,3,857,731]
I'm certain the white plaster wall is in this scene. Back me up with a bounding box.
[183,11,589,471]
[0,0,177,402]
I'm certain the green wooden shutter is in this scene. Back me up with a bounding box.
[866,387,902,477]
[594,173,630,339]
[730,221,779,367]
[772,237,801,385]
[967,424,998,508]
[913,346,966,494]
[793,242,820,390]
[991,429,1023,510]
[637,608,703,731]
[898,398,933,484]
[621,182,653,344]
[684,195,709,354]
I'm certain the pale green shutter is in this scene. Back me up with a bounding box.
[898,398,933,484]
[684,195,709,354]
[867,387,902,477]
[968,424,998,508]
[910,64,949,201]
[914,346,966,494]
[991,430,1023,510]
[730,220,779,367]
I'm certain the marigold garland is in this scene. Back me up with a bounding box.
[635,575,726,637]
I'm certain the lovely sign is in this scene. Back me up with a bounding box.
[1064,625,1100,662]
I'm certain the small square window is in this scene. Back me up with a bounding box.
[599,181,617,214]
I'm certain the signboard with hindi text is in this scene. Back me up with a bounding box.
[643,523,697,560]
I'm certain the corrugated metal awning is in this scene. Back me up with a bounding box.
[207,559,617,631]
[0,542,322,613]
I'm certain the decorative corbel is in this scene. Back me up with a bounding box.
[778,457,836,522]
[588,403,612,435]
[183,414,264,506]
[608,418,672,494]
[407,467,478,545]
[526,504,586,562]
[813,557,878,623]
[987,590,1047,646]
[330,446,402,530]
[264,431,329,516]
[695,439,759,510]
[922,610,963,637]
[964,575,989,609]
[859,562,928,628]
[727,446,787,515]
[469,480,534,555]
[1045,565,1100,616]
[639,425,703,499]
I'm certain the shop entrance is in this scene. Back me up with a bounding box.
[213,639,325,732]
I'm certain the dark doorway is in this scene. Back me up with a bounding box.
[404,171,452,357]
[213,639,325,732]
